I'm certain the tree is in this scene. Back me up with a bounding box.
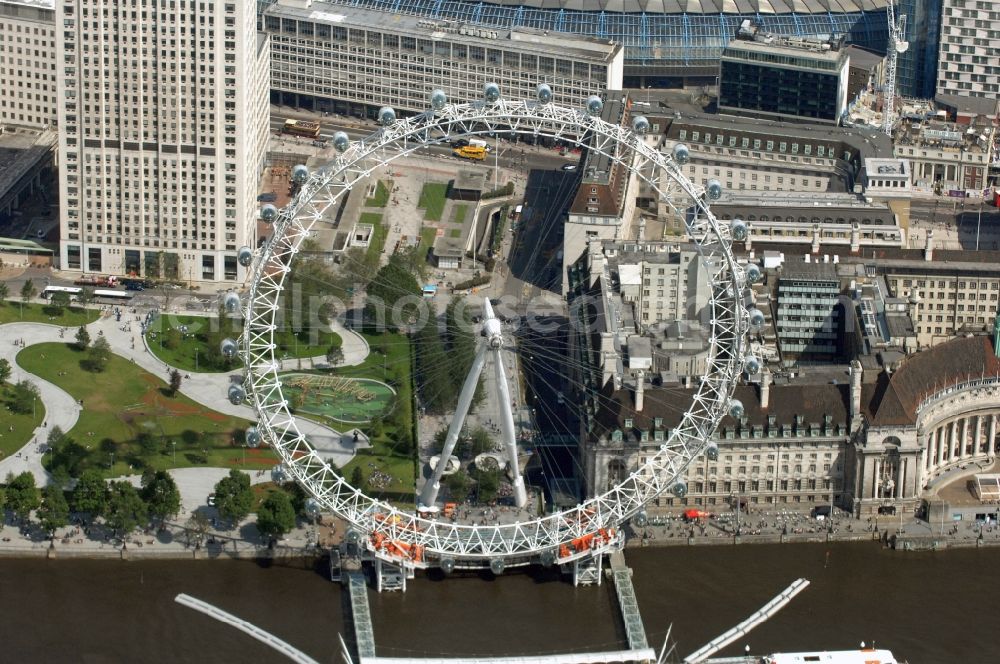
[8,380,39,415]
[350,466,365,490]
[256,491,296,540]
[470,427,494,456]
[49,290,71,313]
[20,278,36,303]
[0,357,10,384]
[104,481,148,536]
[140,470,181,525]
[168,369,182,396]
[87,335,112,372]
[0,281,8,303]
[413,319,456,414]
[472,467,500,504]
[325,344,344,366]
[5,471,41,521]
[446,469,471,503]
[70,469,108,520]
[445,296,484,407]
[365,261,420,331]
[37,485,70,536]
[77,287,94,308]
[74,326,91,351]
[213,469,254,525]
[185,511,211,547]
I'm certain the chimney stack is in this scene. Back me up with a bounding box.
[759,368,771,409]
[850,360,863,419]
[634,371,645,412]
[924,230,934,262]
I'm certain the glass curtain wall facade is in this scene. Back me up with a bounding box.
[896,0,942,99]
[257,0,890,84]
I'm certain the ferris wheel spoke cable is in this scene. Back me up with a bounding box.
[242,91,749,565]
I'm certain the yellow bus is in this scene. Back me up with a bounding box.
[282,119,321,139]
[453,145,487,160]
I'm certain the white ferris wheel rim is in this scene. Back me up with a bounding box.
[242,95,749,567]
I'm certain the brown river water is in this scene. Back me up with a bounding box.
[0,543,991,663]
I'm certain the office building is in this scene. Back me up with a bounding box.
[896,0,942,99]
[256,0,892,86]
[718,26,850,124]
[893,117,994,195]
[937,0,1000,99]
[57,1,270,282]
[0,0,57,129]
[263,1,623,116]
[774,260,841,358]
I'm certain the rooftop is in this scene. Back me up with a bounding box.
[864,336,1000,426]
[266,1,620,61]
[724,32,847,65]
[779,259,838,282]
[0,0,53,9]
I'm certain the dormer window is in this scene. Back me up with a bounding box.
[612,430,623,442]
[624,418,634,428]
[654,417,663,428]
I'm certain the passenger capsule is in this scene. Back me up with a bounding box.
[706,179,723,200]
[245,426,261,448]
[672,482,688,498]
[483,82,501,103]
[377,106,396,126]
[223,292,241,314]
[304,497,321,515]
[730,218,748,241]
[440,557,457,574]
[291,164,309,184]
[536,83,553,104]
[539,549,557,567]
[745,263,763,284]
[744,355,762,375]
[259,203,278,223]
[271,464,288,484]
[237,246,254,267]
[220,337,238,359]
[332,131,350,152]
[228,384,246,405]
[585,94,604,116]
[728,398,745,419]
[632,115,650,135]
[748,308,766,329]
[633,510,649,527]
[490,558,505,575]
[706,442,720,461]
[672,142,690,165]
[430,89,448,110]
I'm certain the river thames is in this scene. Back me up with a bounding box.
[0,543,991,662]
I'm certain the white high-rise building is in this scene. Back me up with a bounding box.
[936,0,1000,99]
[56,0,270,282]
[0,0,57,129]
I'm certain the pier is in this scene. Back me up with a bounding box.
[609,551,649,652]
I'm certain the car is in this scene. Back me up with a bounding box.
[207,493,216,506]
[257,192,278,203]
[561,164,578,172]
[451,139,469,149]
[312,139,328,148]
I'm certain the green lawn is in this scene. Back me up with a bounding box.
[360,212,387,260]
[290,332,417,504]
[448,228,462,238]
[0,301,100,327]
[365,180,391,208]
[17,342,274,477]
[417,182,448,222]
[451,204,469,226]
[0,383,45,459]
[146,314,341,373]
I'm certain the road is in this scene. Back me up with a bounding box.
[908,197,1000,250]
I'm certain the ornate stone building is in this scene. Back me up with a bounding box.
[581,333,1000,518]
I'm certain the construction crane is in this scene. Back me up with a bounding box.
[881,0,909,137]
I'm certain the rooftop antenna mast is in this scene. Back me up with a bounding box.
[882,0,908,137]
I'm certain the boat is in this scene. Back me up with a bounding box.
[760,647,899,664]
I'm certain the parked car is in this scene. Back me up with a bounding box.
[257,192,278,203]
[561,164,578,172]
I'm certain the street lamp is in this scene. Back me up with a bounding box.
[171,440,176,466]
